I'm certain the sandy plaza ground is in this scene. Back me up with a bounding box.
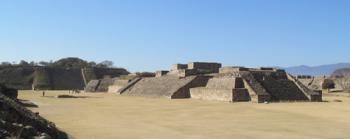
[18,90,350,139]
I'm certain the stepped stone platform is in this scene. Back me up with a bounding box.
[190,77,250,102]
[110,62,322,103]
[217,68,321,102]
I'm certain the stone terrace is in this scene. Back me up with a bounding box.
[108,62,322,103]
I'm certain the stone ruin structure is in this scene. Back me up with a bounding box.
[0,66,129,90]
[190,76,251,102]
[297,75,324,91]
[297,75,345,92]
[85,72,156,93]
[0,84,68,139]
[111,62,322,103]
[167,62,222,77]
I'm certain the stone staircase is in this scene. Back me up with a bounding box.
[121,76,209,98]
[286,74,322,102]
[260,79,309,101]
[251,71,310,101]
[239,72,271,103]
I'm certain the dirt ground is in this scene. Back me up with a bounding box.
[18,91,350,139]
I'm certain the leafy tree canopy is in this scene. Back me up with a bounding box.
[0,57,116,68]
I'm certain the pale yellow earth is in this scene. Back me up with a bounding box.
[18,91,350,139]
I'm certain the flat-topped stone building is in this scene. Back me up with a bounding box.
[209,67,321,102]
[110,62,322,103]
[171,64,188,70]
[168,62,222,77]
[187,62,222,73]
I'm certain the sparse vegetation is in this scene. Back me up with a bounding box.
[0,57,116,68]
[322,79,335,93]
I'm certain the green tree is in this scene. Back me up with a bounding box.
[51,57,90,68]
[96,60,114,68]
[322,79,335,93]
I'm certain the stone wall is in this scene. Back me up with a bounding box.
[171,64,188,70]
[168,62,222,77]
[188,62,222,73]
[49,68,85,90]
[93,68,129,79]
[206,77,244,89]
[155,71,169,77]
[0,66,129,90]
[191,88,235,101]
[190,88,250,102]
[0,66,35,90]
[219,67,249,74]
[33,67,86,90]
[190,77,250,102]
[33,67,52,90]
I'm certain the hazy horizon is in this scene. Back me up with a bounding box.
[1,0,349,72]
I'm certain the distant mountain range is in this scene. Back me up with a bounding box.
[283,63,350,76]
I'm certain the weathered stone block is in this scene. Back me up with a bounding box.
[190,88,250,102]
[177,69,197,77]
[188,62,222,73]
[219,67,248,74]
[206,77,244,89]
[171,64,188,70]
[156,70,169,77]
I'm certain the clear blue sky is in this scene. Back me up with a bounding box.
[0,0,349,72]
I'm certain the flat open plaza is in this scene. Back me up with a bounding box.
[19,91,350,139]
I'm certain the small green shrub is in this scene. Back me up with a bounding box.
[322,79,335,90]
